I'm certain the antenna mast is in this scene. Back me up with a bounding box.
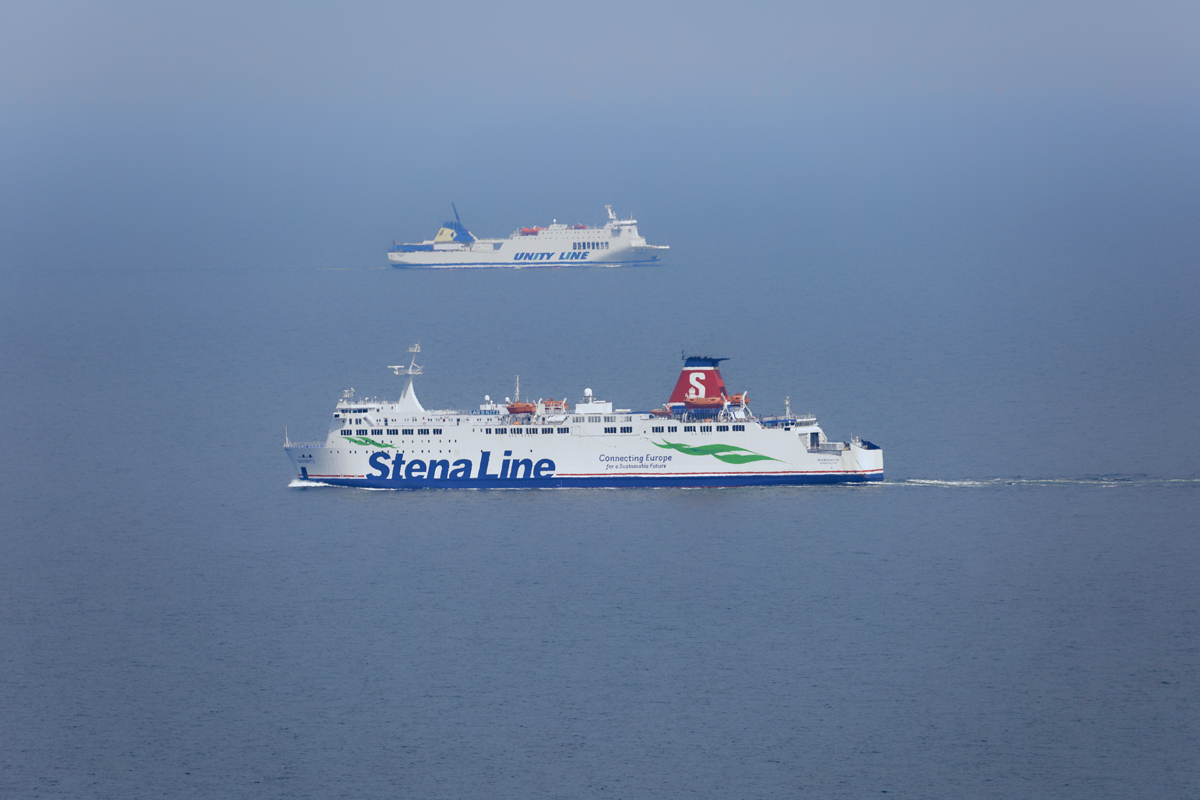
[388,343,423,376]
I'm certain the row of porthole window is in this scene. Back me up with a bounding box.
[342,424,745,437]
[573,241,610,250]
[341,428,442,436]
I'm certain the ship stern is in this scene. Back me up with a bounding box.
[850,438,884,480]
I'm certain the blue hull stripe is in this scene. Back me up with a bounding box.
[297,472,884,489]
[389,259,661,269]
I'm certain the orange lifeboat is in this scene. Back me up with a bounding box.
[650,406,674,417]
[520,227,540,236]
[507,401,536,415]
[682,395,725,410]
[726,392,747,405]
[543,398,569,412]
[571,224,588,229]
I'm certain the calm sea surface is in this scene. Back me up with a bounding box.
[3,104,1199,800]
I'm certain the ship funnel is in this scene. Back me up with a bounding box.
[667,355,729,408]
[434,203,476,243]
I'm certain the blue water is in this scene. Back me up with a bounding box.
[3,99,1199,798]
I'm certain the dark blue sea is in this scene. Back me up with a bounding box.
[2,98,1199,798]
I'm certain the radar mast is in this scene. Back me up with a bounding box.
[388,342,423,377]
[387,343,426,413]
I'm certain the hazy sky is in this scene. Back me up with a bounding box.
[5,1,1198,113]
[3,1,1197,277]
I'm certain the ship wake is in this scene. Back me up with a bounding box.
[892,476,1200,489]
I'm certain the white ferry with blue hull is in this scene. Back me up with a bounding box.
[284,347,883,489]
[388,205,667,268]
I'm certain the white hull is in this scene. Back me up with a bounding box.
[286,426,883,488]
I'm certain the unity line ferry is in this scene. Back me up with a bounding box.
[387,205,667,268]
[283,346,883,488]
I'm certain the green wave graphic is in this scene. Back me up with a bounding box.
[653,440,778,464]
[712,452,778,465]
[342,436,394,449]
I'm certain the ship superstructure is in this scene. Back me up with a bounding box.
[387,205,668,268]
[284,348,883,488]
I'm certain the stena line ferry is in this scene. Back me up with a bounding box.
[387,205,667,268]
[284,345,883,488]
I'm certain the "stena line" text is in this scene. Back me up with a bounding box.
[367,450,555,480]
